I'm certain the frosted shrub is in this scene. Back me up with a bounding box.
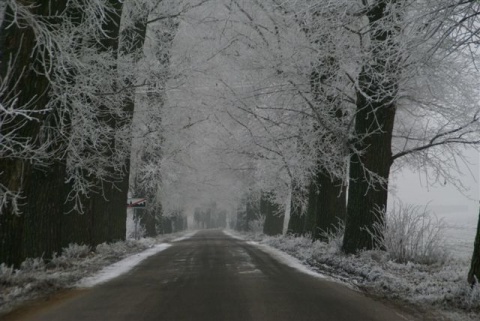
[62,244,91,259]
[369,202,449,265]
[249,217,266,234]
[0,263,15,284]
[20,258,46,272]
[96,241,128,257]
[467,284,480,309]
[319,220,345,254]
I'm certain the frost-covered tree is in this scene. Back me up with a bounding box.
[342,0,480,253]
[0,0,126,265]
[0,0,152,265]
[128,0,210,236]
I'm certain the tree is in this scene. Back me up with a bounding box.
[286,181,308,236]
[468,206,480,285]
[0,0,77,266]
[1,0,147,264]
[262,192,284,236]
[342,0,399,253]
[343,0,480,253]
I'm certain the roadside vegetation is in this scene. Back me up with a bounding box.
[238,203,480,321]
[0,233,186,317]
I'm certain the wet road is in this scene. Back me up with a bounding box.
[4,230,414,321]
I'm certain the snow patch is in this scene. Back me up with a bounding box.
[222,229,245,240]
[246,241,337,281]
[171,230,198,242]
[76,243,171,287]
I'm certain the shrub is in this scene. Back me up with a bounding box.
[368,202,449,265]
[20,258,46,272]
[319,220,345,254]
[0,263,15,285]
[61,244,91,259]
[249,216,266,234]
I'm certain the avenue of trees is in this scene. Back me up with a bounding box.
[0,0,196,266]
[1,0,480,286]
[168,0,480,284]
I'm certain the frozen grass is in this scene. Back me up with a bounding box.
[369,203,449,265]
[239,230,479,321]
[0,231,190,317]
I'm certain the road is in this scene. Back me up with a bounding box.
[4,230,415,321]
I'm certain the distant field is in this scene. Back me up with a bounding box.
[439,209,477,259]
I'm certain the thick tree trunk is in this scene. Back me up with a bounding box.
[161,216,173,234]
[313,172,346,241]
[342,1,399,254]
[262,193,284,236]
[468,207,480,285]
[80,0,125,247]
[0,1,68,266]
[235,197,248,231]
[141,209,158,237]
[304,181,318,237]
[342,90,395,253]
[307,46,347,241]
[245,194,260,231]
[287,184,307,236]
[21,161,66,259]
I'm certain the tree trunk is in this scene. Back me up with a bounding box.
[342,94,395,253]
[304,181,318,237]
[0,1,68,266]
[262,193,284,236]
[313,172,346,241]
[161,216,173,234]
[245,193,260,231]
[342,1,399,254]
[287,184,307,236]
[21,161,66,260]
[141,209,158,237]
[468,206,480,285]
[235,197,248,231]
[307,45,347,241]
[80,0,125,247]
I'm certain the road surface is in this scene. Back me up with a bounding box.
[3,230,415,321]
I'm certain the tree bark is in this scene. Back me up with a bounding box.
[307,44,347,241]
[287,183,307,236]
[262,193,284,236]
[313,172,346,241]
[245,193,260,231]
[235,197,248,231]
[468,206,480,285]
[80,0,125,247]
[342,1,398,254]
[304,181,318,237]
[161,216,173,234]
[0,1,68,266]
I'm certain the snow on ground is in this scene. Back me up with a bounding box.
[224,230,331,281]
[246,241,331,280]
[77,243,172,287]
[171,230,198,242]
[77,230,199,287]
[228,230,480,321]
[222,229,246,240]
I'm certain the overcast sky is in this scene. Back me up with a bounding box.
[390,148,479,225]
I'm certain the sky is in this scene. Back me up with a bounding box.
[390,148,479,218]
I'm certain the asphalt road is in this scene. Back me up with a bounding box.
[4,230,415,321]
